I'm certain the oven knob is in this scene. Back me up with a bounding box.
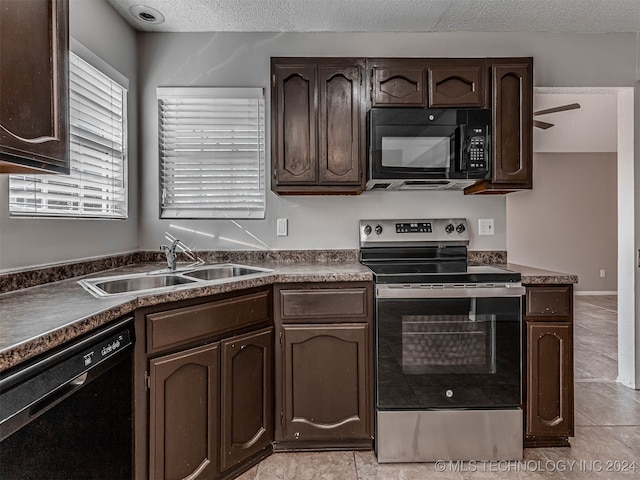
[375,225,383,235]
[456,224,466,234]
[364,225,372,235]
[446,389,454,398]
[445,223,454,234]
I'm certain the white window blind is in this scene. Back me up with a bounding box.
[9,52,128,218]
[158,87,266,219]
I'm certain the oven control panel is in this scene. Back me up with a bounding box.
[360,218,469,246]
[395,222,432,233]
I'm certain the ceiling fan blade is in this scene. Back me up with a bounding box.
[533,103,581,116]
[533,120,554,129]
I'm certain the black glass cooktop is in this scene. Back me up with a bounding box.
[364,263,521,284]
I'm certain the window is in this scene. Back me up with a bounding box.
[9,51,128,218]
[157,87,265,219]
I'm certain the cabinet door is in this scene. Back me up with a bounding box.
[220,328,273,472]
[318,65,364,186]
[371,66,425,107]
[149,343,219,480]
[272,65,317,186]
[427,63,484,108]
[491,61,533,186]
[0,0,69,174]
[280,323,370,442]
[526,322,574,437]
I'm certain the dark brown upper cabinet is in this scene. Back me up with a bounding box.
[0,0,70,174]
[369,61,425,107]
[271,58,366,194]
[465,58,533,194]
[368,58,488,109]
[427,61,485,108]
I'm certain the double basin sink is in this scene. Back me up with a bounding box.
[79,264,273,297]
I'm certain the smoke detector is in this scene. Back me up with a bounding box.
[129,5,165,25]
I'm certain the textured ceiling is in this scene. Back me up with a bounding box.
[107,0,640,33]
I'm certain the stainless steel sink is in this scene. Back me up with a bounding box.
[183,265,268,281]
[78,263,273,297]
[92,274,197,295]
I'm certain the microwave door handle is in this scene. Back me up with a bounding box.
[457,124,467,172]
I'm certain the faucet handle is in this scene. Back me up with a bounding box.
[160,239,180,252]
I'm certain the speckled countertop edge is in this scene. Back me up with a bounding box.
[0,261,372,373]
[506,262,579,285]
[0,253,577,373]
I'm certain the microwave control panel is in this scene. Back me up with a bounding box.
[467,127,487,171]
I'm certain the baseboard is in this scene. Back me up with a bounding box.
[575,291,617,296]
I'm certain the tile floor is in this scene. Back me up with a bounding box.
[238,295,640,479]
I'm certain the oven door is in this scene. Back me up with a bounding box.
[375,284,524,410]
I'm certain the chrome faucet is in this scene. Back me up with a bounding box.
[160,239,180,271]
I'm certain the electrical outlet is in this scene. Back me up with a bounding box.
[277,218,288,237]
[478,218,494,236]
[600,269,606,278]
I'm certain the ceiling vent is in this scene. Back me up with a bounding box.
[129,5,165,25]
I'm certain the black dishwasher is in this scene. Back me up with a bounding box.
[0,317,135,480]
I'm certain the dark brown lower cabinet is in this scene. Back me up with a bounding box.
[526,323,573,439]
[149,343,220,480]
[281,323,370,442]
[137,287,274,480]
[524,284,574,447]
[274,282,374,450]
[221,328,273,473]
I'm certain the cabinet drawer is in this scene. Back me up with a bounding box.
[525,285,573,320]
[279,287,369,323]
[147,290,271,354]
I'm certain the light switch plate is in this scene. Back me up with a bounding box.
[277,218,288,237]
[478,218,494,236]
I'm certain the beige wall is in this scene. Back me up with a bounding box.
[136,31,636,254]
[507,153,618,292]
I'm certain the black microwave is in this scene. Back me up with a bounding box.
[367,108,491,190]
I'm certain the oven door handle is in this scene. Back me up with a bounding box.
[376,285,526,299]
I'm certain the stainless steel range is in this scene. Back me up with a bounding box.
[359,218,524,463]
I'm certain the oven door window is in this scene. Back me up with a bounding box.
[376,296,521,409]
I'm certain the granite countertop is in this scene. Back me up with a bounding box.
[505,263,579,285]
[0,257,577,373]
[0,261,372,373]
